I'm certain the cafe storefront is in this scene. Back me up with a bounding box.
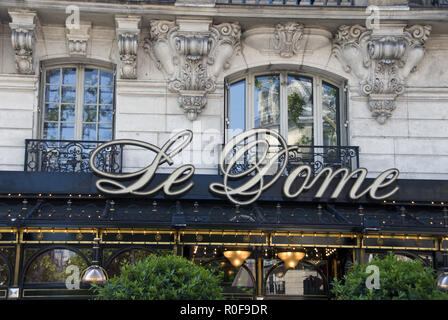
[0,0,448,300]
[0,128,447,299]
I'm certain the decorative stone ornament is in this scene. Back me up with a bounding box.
[145,19,241,120]
[115,15,142,79]
[273,22,304,58]
[66,22,91,56]
[8,10,37,75]
[332,24,431,124]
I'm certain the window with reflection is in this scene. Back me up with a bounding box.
[42,65,114,141]
[264,260,327,297]
[227,71,342,146]
[24,249,88,284]
[105,249,153,278]
[0,255,10,287]
[202,258,255,296]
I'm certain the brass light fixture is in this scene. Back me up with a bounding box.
[81,237,108,285]
[223,250,251,267]
[278,250,305,269]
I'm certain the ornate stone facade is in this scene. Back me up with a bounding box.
[116,16,141,80]
[66,23,91,56]
[332,24,431,124]
[8,10,36,75]
[272,22,304,58]
[145,19,241,120]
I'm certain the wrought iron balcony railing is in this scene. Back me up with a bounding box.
[25,140,123,173]
[217,0,356,5]
[222,144,360,176]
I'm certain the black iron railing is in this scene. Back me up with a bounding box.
[217,0,356,6]
[25,140,122,173]
[222,144,359,176]
[217,0,448,6]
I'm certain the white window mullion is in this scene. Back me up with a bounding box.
[247,74,253,130]
[280,72,288,143]
[314,76,323,146]
[75,65,85,140]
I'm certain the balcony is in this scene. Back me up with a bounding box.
[24,140,122,173]
[223,144,360,176]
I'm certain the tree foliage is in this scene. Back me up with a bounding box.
[331,252,448,300]
[93,255,223,300]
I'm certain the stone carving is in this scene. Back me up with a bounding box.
[118,33,139,79]
[8,10,37,75]
[333,24,431,124]
[145,20,241,120]
[66,23,91,56]
[272,23,304,58]
[115,16,141,79]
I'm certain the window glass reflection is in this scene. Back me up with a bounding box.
[24,249,88,284]
[105,249,152,278]
[265,261,327,296]
[254,75,280,132]
[228,80,246,139]
[0,256,9,286]
[322,82,339,146]
[287,75,313,146]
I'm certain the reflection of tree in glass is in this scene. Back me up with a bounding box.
[0,259,9,286]
[106,249,152,278]
[323,86,337,145]
[25,250,88,283]
[202,259,254,296]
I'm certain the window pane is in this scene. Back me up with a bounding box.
[83,105,97,122]
[228,80,245,139]
[287,75,313,146]
[43,122,58,140]
[61,86,76,103]
[60,104,75,122]
[98,124,112,141]
[82,123,97,141]
[84,87,98,104]
[60,123,74,140]
[84,68,98,86]
[254,75,280,132]
[44,104,59,121]
[62,68,76,85]
[100,87,113,105]
[45,86,60,103]
[322,82,339,146]
[46,69,60,84]
[100,70,114,86]
[24,249,87,284]
[99,105,113,122]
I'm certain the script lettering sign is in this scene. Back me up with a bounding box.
[90,129,399,205]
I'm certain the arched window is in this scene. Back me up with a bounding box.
[105,248,154,278]
[264,260,328,297]
[41,64,114,141]
[24,248,88,284]
[226,70,345,146]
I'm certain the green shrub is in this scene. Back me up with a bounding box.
[331,252,448,300]
[93,255,223,300]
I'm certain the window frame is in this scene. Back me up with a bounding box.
[225,70,346,146]
[38,61,116,141]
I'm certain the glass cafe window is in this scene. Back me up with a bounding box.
[41,65,114,141]
[226,72,341,146]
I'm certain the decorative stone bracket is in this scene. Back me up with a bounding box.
[115,15,142,79]
[8,10,37,75]
[145,19,241,120]
[66,22,91,56]
[273,22,304,58]
[332,24,431,124]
